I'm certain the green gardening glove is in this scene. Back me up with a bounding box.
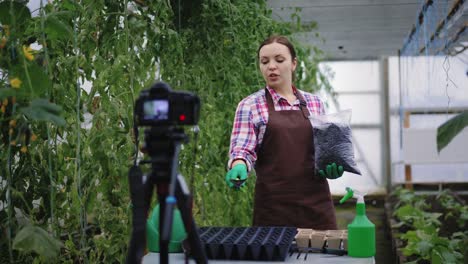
[319,163,344,179]
[225,164,248,189]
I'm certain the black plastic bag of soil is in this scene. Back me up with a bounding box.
[309,109,361,176]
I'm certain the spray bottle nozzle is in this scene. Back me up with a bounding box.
[339,187,354,204]
[340,187,366,204]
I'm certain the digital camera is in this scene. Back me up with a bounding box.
[135,82,200,126]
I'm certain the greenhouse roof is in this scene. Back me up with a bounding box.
[267,0,423,60]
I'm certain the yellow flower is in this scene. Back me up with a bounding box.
[10,78,22,89]
[3,98,8,106]
[20,146,27,153]
[9,119,16,127]
[1,105,5,113]
[22,45,34,61]
[10,140,16,146]
[31,134,38,142]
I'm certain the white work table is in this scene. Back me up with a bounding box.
[143,252,375,263]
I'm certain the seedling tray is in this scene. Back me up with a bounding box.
[198,226,297,261]
[293,228,348,256]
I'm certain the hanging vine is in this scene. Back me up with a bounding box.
[0,0,332,262]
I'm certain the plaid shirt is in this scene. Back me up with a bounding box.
[228,86,325,171]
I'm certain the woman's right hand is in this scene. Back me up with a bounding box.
[225,162,248,189]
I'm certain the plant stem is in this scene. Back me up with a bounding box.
[124,0,136,163]
[7,0,16,262]
[73,6,88,263]
[6,105,16,263]
[39,0,58,237]
[21,54,34,98]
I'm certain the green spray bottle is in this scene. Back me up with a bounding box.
[339,187,375,257]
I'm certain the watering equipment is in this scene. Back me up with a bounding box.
[339,187,375,257]
[146,204,187,253]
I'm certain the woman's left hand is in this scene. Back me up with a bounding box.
[319,163,344,179]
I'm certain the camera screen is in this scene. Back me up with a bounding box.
[143,99,169,121]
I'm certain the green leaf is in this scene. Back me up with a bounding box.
[44,13,73,40]
[0,87,17,99]
[24,63,51,98]
[437,111,468,152]
[431,249,443,264]
[61,0,80,11]
[12,225,62,260]
[433,244,460,263]
[20,98,66,126]
[395,204,419,221]
[416,241,433,258]
[10,62,51,99]
[30,98,62,114]
[0,1,31,32]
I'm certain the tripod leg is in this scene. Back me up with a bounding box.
[157,183,170,264]
[127,166,152,264]
[175,174,208,264]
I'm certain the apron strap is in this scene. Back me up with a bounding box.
[295,89,311,119]
[264,87,310,119]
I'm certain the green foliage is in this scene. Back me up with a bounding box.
[0,1,31,34]
[401,229,464,264]
[20,99,65,126]
[394,204,441,230]
[391,186,427,209]
[12,224,63,260]
[437,111,468,152]
[390,187,468,263]
[0,0,331,262]
[437,189,468,228]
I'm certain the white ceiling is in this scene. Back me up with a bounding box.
[267,0,423,61]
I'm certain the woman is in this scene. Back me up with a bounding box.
[225,35,343,230]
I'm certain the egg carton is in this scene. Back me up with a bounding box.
[294,228,348,256]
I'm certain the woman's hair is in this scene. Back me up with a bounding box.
[257,35,297,60]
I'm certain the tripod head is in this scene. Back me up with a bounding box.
[142,126,188,183]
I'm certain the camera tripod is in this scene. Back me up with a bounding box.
[126,127,207,264]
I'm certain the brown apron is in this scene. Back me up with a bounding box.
[253,88,337,230]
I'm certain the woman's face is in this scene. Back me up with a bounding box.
[258,42,297,90]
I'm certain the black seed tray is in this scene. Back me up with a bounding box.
[198,227,297,261]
